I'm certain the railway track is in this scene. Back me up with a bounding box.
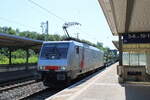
[0,80,47,100]
[24,88,61,100]
[24,65,109,100]
[0,80,36,92]
[0,62,115,100]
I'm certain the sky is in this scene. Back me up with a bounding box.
[0,0,117,49]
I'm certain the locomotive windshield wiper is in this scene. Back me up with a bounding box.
[54,46,61,58]
[45,46,61,59]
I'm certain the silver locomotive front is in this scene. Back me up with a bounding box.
[37,42,71,86]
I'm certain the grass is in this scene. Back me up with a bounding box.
[29,56,38,63]
[0,56,38,64]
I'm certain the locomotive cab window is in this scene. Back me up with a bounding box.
[40,43,69,60]
[76,46,79,54]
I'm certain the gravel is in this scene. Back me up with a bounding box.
[0,82,47,100]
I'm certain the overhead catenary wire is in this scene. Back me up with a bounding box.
[62,25,99,42]
[27,0,98,43]
[0,1,98,44]
[76,28,99,41]
[28,0,66,22]
[0,16,38,30]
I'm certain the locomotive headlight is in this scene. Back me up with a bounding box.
[61,66,66,70]
[38,66,43,70]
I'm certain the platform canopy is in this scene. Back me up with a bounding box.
[98,0,150,36]
[112,41,119,50]
[112,41,150,52]
[0,33,43,49]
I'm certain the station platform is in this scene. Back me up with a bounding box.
[0,69,37,83]
[46,63,150,100]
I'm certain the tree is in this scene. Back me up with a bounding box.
[1,27,16,35]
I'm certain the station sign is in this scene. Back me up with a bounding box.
[123,33,150,44]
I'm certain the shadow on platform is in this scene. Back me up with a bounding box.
[68,68,106,89]
[125,85,150,100]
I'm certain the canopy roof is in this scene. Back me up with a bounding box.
[0,33,43,49]
[112,41,119,50]
[98,0,150,35]
[112,41,150,53]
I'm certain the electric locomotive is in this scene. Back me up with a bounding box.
[37,40,104,86]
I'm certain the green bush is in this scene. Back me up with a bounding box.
[0,56,38,64]
[0,54,9,64]
[29,56,38,63]
[11,58,26,64]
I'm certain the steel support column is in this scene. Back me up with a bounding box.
[26,48,29,70]
[9,48,12,65]
[119,34,123,66]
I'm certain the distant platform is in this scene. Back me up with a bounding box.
[46,63,150,100]
[0,69,36,83]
